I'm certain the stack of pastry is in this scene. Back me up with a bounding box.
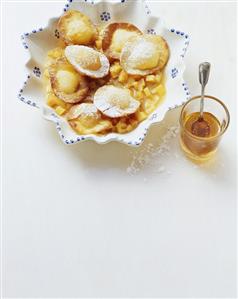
[44,10,169,135]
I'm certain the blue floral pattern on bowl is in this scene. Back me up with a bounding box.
[171,68,178,79]
[147,28,156,35]
[33,67,41,77]
[54,29,60,38]
[100,11,111,21]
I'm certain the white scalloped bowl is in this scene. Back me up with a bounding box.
[19,0,190,146]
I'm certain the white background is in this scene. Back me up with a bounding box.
[2,1,237,298]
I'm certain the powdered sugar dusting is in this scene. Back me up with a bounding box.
[80,104,99,117]
[94,85,140,118]
[67,103,99,120]
[65,45,110,79]
[126,125,180,176]
[129,40,155,63]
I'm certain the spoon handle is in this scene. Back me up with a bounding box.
[199,62,211,118]
[200,84,205,118]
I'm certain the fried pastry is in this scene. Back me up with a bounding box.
[120,34,169,75]
[57,10,97,45]
[68,103,112,134]
[101,22,142,60]
[49,58,88,103]
[94,85,140,118]
[65,45,110,78]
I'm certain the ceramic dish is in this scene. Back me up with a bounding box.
[19,0,190,146]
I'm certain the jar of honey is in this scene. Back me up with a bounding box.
[179,95,230,161]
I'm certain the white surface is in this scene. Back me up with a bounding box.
[2,1,237,298]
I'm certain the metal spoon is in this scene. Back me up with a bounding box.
[191,62,211,137]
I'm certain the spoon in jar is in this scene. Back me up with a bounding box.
[191,62,211,137]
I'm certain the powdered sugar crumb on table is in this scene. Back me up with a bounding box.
[126,125,181,176]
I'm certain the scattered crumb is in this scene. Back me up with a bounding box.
[126,125,180,176]
[157,166,165,173]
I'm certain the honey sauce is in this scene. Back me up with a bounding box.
[180,112,221,160]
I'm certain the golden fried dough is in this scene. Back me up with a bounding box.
[121,34,169,75]
[57,10,97,45]
[49,58,89,103]
[101,22,142,60]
